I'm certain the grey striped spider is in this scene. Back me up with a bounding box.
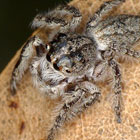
[11,0,140,140]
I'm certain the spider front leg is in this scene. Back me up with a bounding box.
[86,0,125,32]
[56,5,82,31]
[109,59,122,123]
[10,35,45,95]
[32,5,82,32]
[120,47,140,58]
[47,81,101,140]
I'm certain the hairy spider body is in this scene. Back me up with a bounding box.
[31,33,100,99]
[11,0,140,140]
[87,15,140,52]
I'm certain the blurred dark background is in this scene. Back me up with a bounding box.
[0,0,69,72]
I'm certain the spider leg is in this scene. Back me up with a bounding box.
[32,5,82,32]
[86,0,125,31]
[58,5,82,31]
[109,59,122,123]
[10,36,45,95]
[47,81,101,140]
[120,47,140,58]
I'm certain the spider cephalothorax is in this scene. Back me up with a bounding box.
[47,33,98,75]
[11,1,140,140]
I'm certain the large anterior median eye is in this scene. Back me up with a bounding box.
[57,56,72,73]
[65,69,71,73]
[46,54,51,62]
[53,63,60,71]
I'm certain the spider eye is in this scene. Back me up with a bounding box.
[57,56,73,74]
[58,33,67,39]
[53,63,60,71]
[65,70,71,73]
[46,54,51,62]
[46,44,50,51]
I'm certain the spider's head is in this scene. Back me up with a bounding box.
[46,33,97,76]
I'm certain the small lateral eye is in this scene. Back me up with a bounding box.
[53,63,60,71]
[58,33,67,39]
[46,44,50,50]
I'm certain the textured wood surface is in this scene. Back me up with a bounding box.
[1,0,140,140]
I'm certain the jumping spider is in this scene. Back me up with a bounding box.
[11,0,140,140]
